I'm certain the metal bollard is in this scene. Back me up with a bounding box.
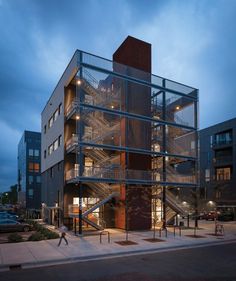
[100,231,111,244]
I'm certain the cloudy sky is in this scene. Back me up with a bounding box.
[0,0,236,192]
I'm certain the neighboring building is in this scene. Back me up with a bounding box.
[41,36,199,232]
[17,131,41,209]
[200,118,236,217]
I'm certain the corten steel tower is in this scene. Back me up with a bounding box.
[113,37,152,230]
[41,36,199,233]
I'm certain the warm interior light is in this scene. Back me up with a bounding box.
[176,106,180,110]
[76,115,80,120]
[111,105,114,109]
[77,80,81,85]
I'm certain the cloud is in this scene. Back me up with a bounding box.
[0,0,236,191]
[0,120,21,190]
[128,0,236,128]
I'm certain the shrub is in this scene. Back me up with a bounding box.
[26,221,59,240]
[46,232,59,239]
[28,232,45,241]
[8,233,23,243]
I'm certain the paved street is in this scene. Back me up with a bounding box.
[1,242,236,281]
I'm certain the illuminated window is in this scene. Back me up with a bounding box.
[28,163,34,172]
[216,191,221,199]
[205,169,210,182]
[216,167,231,181]
[34,163,40,173]
[34,149,39,157]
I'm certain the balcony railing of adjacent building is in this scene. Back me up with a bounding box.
[213,156,233,166]
[212,140,233,148]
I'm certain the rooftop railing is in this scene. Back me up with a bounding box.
[80,51,197,98]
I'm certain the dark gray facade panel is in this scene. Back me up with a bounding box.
[41,161,64,208]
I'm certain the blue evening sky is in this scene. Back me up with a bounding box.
[0,0,236,191]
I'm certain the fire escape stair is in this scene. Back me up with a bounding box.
[155,189,187,224]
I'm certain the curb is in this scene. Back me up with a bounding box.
[1,238,236,272]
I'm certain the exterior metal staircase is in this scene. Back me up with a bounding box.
[68,180,119,230]
[154,188,187,224]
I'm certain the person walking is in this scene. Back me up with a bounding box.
[58,225,68,246]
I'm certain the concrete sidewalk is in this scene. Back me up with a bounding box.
[0,221,235,272]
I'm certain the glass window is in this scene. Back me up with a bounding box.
[36,176,41,183]
[53,109,59,122]
[216,167,231,181]
[59,103,62,115]
[53,139,59,151]
[28,162,34,172]
[34,163,40,172]
[205,169,210,182]
[44,125,47,134]
[48,117,53,128]
[50,167,53,178]
[48,144,53,155]
[28,189,33,197]
[215,130,232,145]
[44,150,46,159]
[34,149,39,157]
[28,175,34,184]
[58,135,62,147]
[29,149,34,156]
[210,135,213,147]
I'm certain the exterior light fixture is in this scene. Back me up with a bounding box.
[111,105,114,109]
[208,201,214,205]
[182,201,187,205]
[176,106,180,110]
[76,115,80,120]
[77,80,81,85]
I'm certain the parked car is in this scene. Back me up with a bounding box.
[0,211,19,221]
[0,219,31,232]
[218,212,234,221]
[203,211,218,221]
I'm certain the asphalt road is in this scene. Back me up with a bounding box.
[1,242,236,281]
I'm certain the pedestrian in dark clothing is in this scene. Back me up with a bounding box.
[58,226,68,246]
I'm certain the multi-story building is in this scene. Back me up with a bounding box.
[41,36,199,232]
[200,118,236,217]
[17,131,41,209]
